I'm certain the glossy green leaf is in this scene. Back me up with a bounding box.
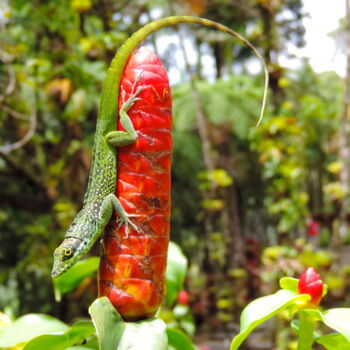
[167,328,197,350]
[53,257,100,301]
[89,297,168,350]
[88,297,125,350]
[292,311,350,350]
[66,334,99,349]
[166,242,188,306]
[230,290,310,350]
[321,308,350,342]
[279,277,299,292]
[166,280,180,309]
[292,307,350,345]
[0,314,68,348]
[22,321,96,350]
[316,333,350,350]
[118,318,167,350]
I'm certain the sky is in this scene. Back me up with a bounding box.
[285,0,346,76]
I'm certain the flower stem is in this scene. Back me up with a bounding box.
[297,310,316,350]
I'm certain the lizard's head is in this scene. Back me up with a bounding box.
[51,209,101,278]
[51,236,89,278]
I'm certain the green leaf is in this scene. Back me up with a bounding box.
[293,313,350,350]
[316,333,350,350]
[89,297,167,350]
[321,309,350,342]
[0,314,68,348]
[166,242,188,306]
[173,305,189,318]
[167,328,197,350]
[291,307,350,345]
[118,318,167,350]
[323,284,329,297]
[279,277,299,292]
[53,257,100,301]
[22,321,96,350]
[230,290,310,350]
[88,297,125,350]
[66,334,99,349]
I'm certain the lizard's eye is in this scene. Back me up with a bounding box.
[63,247,74,260]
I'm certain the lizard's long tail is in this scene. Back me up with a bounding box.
[99,16,269,127]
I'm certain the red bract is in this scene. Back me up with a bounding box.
[98,46,172,321]
[298,267,324,305]
[178,290,189,305]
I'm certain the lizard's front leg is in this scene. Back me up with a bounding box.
[100,193,140,236]
[106,86,143,147]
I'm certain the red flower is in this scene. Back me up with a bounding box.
[298,267,324,305]
[307,220,319,236]
[177,290,189,305]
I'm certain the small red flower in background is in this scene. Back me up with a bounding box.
[177,290,189,305]
[198,345,211,350]
[298,267,324,305]
[307,219,319,237]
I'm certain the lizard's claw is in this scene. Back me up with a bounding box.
[120,87,143,113]
[121,89,126,104]
[117,214,141,237]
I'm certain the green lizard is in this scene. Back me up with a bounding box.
[51,16,268,278]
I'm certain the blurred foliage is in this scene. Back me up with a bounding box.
[165,242,188,307]
[0,242,195,350]
[53,256,99,301]
[1,0,350,349]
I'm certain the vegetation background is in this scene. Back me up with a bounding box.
[1,0,350,349]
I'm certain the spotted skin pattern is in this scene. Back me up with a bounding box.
[98,47,172,320]
[51,16,267,284]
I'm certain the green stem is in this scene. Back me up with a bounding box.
[297,310,316,350]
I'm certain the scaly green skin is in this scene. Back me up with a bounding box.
[51,16,268,278]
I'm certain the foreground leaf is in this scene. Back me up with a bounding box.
[230,289,310,350]
[66,334,99,349]
[167,328,197,350]
[118,318,167,350]
[321,308,350,343]
[89,297,167,350]
[23,321,96,350]
[89,297,125,350]
[292,308,350,348]
[53,257,100,301]
[0,314,68,348]
[279,277,298,292]
[316,333,350,350]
